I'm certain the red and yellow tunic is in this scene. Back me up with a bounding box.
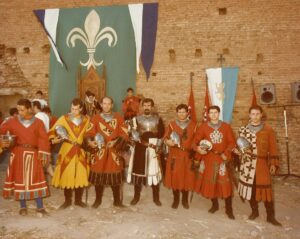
[164,120,196,191]
[0,116,50,200]
[49,114,91,189]
[86,113,128,186]
[193,121,236,199]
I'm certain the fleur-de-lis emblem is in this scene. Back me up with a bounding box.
[215,82,225,102]
[66,10,117,69]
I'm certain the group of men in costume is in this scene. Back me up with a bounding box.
[0,94,282,226]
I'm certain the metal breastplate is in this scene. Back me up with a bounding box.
[136,114,159,135]
[175,119,190,129]
[247,123,264,134]
[18,116,36,128]
[69,114,83,126]
[100,113,113,123]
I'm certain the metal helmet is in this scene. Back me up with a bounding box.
[55,125,69,140]
[94,133,105,149]
[1,132,17,148]
[199,139,213,151]
[170,131,180,147]
[236,137,251,153]
[130,129,141,142]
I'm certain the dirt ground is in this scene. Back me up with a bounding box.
[0,161,299,239]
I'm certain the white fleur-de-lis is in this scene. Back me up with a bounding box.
[66,10,117,69]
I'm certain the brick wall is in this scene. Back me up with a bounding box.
[0,0,300,173]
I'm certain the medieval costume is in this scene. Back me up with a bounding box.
[127,113,165,206]
[86,112,128,208]
[0,116,50,214]
[49,114,91,208]
[164,119,196,209]
[238,123,281,225]
[193,120,236,219]
[82,96,101,117]
[122,95,140,120]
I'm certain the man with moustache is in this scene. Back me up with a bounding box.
[127,98,165,206]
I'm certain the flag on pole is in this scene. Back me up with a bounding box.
[251,78,258,107]
[188,85,197,122]
[206,67,239,123]
[202,79,210,122]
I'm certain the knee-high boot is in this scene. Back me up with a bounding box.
[172,190,180,209]
[92,185,104,209]
[152,185,162,206]
[59,188,73,209]
[225,197,235,219]
[208,198,219,213]
[181,191,189,209]
[248,198,259,220]
[265,201,282,226]
[130,184,142,205]
[112,185,125,207]
[75,187,87,208]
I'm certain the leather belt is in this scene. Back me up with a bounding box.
[17,144,38,149]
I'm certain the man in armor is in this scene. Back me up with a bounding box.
[86,96,129,208]
[193,105,236,219]
[0,99,50,216]
[164,104,196,209]
[235,105,281,226]
[127,98,165,206]
[49,98,91,209]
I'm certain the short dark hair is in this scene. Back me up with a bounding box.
[100,96,114,104]
[127,88,134,93]
[17,99,32,109]
[142,98,154,107]
[36,90,43,95]
[71,98,83,108]
[208,105,220,113]
[85,90,93,97]
[42,106,52,114]
[9,107,18,116]
[176,104,189,112]
[32,100,42,110]
[249,105,263,113]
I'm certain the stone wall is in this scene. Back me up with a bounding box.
[0,0,300,173]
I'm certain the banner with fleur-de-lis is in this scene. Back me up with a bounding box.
[206,67,239,123]
[34,3,158,116]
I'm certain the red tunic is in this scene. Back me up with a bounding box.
[193,121,236,199]
[121,96,140,119]
[0,116,50,200]
[86,113,129,186]
[164,120,196,191]
[239,123,280,202]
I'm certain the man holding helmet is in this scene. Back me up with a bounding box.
[236,105,281,226]
[193,105,236,219]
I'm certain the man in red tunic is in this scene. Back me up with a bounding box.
[87,96,129,208]
[121,88,140,121]
[236,105,281,226]
[0,99,50,216]
[164,104,196,209]
[194,105,236,219]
